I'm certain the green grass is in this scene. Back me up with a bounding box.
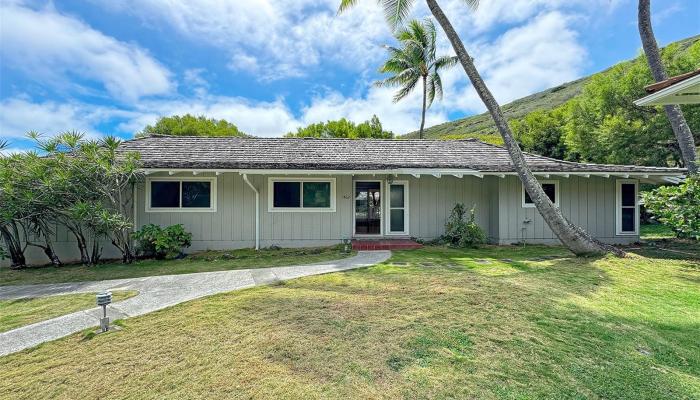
[0,291,137,333]
[1,244,698,399]
[641,223,676,240]
[0,246,354,286]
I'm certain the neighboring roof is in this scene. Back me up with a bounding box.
[644,69,700,93]
[118,135,684,174]
[635,69,700,106]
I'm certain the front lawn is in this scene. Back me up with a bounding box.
[0,246,353,286]
[0,291,137,333]
[0,244,698,399]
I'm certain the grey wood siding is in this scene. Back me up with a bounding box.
[496,176,639,244]
[3,172,640,267]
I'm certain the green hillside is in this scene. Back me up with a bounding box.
[406,35,699,143]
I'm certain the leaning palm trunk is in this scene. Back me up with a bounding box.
[426,0,622,256]
[638,0,697,175]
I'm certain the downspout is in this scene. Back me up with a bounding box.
[242,174,260,250]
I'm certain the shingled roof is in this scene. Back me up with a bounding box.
[118,135,685,174]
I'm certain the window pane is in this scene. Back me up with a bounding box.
[182,181,211,208]
[390,184,404,208]
[621,207,635,232]
[390,209,405,232]
[151,181,179,208]
[525,183,556,204]
[621,184,636,207]
[273,182,301,208]
[543,184,556,203]
[303,182,331,208]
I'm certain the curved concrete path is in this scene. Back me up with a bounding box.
[0,251,391,357]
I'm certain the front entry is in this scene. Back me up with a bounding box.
[354,181,381,235]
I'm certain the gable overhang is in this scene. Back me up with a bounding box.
[139,167,685,184]
[634,74,700,106]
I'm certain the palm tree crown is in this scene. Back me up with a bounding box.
[376,18,457,138]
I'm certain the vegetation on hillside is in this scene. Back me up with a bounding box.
[138,114,248,137]
[285,115,394,138]
[410,36,700,169]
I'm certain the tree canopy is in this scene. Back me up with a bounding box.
[512,39,700,167]
[138,114,247,137]
[285,115,394,139]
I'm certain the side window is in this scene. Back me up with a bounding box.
[616,180,638,235]
[523,181,559,208]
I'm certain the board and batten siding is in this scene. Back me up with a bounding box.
[494,176,639,245]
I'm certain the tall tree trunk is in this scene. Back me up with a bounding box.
[419,75,427,139]
[426,0,623,256]
[638,0,697,175]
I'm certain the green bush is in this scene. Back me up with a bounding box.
[642,177,699,240]
[442,204,486,247]
[133,224,192,259]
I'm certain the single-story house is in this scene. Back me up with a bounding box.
[6,135,686,265]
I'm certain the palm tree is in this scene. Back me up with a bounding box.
[638,0,697,175]
[339,0,621,256]
[376,18,457,139]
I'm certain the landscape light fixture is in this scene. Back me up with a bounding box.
[96,291,112,332]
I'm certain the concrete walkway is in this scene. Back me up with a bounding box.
[0,251,391,357]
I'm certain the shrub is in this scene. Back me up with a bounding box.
[442,204,486,247]
[133,224,192,259]
[642,177,700,240]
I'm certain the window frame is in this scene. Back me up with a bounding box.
[522,180,560,208]
[616,179,639,236]
[267,177,336,212]
[385,180,409,235]
[145,176,217,213]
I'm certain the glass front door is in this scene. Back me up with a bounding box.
[354,181,381,235]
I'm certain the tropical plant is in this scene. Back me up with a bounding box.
[642,177,700,240]
[0,132,142,268]
[138,114,247,138]
[285,115,393,138]
[339,0,621,256]
[133,224,192,259]
[376,18,457,139]
[442,203,486,247]
[638,0,697,175]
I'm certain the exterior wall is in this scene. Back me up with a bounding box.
[495,176,639,245]
[136,173,492,249]
[2,172,640,267]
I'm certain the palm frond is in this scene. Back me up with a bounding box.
[434,55,458,70]
[337,0,359,14]
[430,71,443,102]
[392,75,420,102]
[462,0,479,11]
[426,76,436,108]
[381,0,416,30]
[375,69,420,88]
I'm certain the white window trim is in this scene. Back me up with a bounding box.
[145,176,217,213]
[385,180,409,236]
[616,179,639,236]
[522,180,560,208]
[353,179,383,237]
[267,177,336,212]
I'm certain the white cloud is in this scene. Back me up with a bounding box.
[100,0,392,80]
[0,97,129,138]
[0,1,173,101]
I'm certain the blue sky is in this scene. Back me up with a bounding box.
[1,0,698,152]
